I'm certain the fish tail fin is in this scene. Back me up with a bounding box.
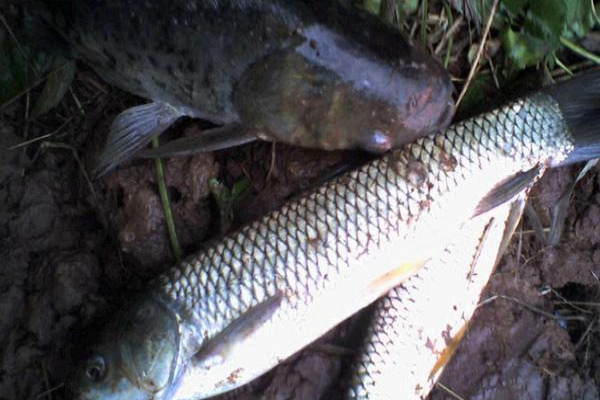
[547,70,600,166]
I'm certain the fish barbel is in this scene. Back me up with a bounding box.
[24,0,453,174]
[70,72,600,400]
[346,194,525,399]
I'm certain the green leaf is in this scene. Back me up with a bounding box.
[502,0,528,16]
[361,0,381,14]
[563,0,594,37]
[397,0,418,16]
[210,178,251,234]
[527,0,567,39]
[0,39,53,107]
[30,59,76,119]
[501,27,550,69]
[455,73,496,117]
[231,178,251,202]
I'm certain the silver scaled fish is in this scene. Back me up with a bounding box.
[69,72,600,400]
[346,194,525,399]
[24,0,454,174]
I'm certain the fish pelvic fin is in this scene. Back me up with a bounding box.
[547,70,600,166]
[95,102,184,176]
[136,123,256,158]
[472,164,541,218]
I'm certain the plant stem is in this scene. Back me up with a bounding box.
[455,0,499,108]
[379,0,396,23]
[419,0,428,48]
[553,55,574,76]
[443,2,454,68]
[592,0,600,27]
[560,36,600,65]
[152,137,182,263]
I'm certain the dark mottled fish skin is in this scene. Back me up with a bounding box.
[47,0,298,124]
[28,0,453,160]
[68,73,600,400]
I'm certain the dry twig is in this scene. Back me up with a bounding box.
[455,0,499,108]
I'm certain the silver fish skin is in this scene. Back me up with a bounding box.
[26,0,454,173]
[70,73,600,400]
[345,195,525,400]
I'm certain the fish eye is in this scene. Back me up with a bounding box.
[408,95,418,112]
[85,355,107,383]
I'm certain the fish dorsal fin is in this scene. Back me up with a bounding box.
[137,123,256,158]
[192,291,284,370]
[95,102,184,176]
[472,164,541,218]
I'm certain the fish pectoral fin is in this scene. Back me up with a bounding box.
[136,123,257,158]
[472,164,541,218]
[364,260,428,302]
[94,102,184,176]
[192,291,284,369]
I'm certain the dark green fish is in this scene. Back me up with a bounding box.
[25,0,454,174]
[68,72,600,400]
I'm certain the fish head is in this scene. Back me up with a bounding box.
[344,42,456,153]
[70,298,181,400]
[380,47,456,147]
[235,30,455,153]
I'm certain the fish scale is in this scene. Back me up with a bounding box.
[25,0,454,174]
[345,196,522,400]
[151,93,569,398]
[69,72,600,400]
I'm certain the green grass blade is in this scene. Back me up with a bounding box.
[151,137,182,262]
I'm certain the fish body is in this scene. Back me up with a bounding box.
[70,72,600,400]
[346,195,524,399]
[29,0,454,173]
